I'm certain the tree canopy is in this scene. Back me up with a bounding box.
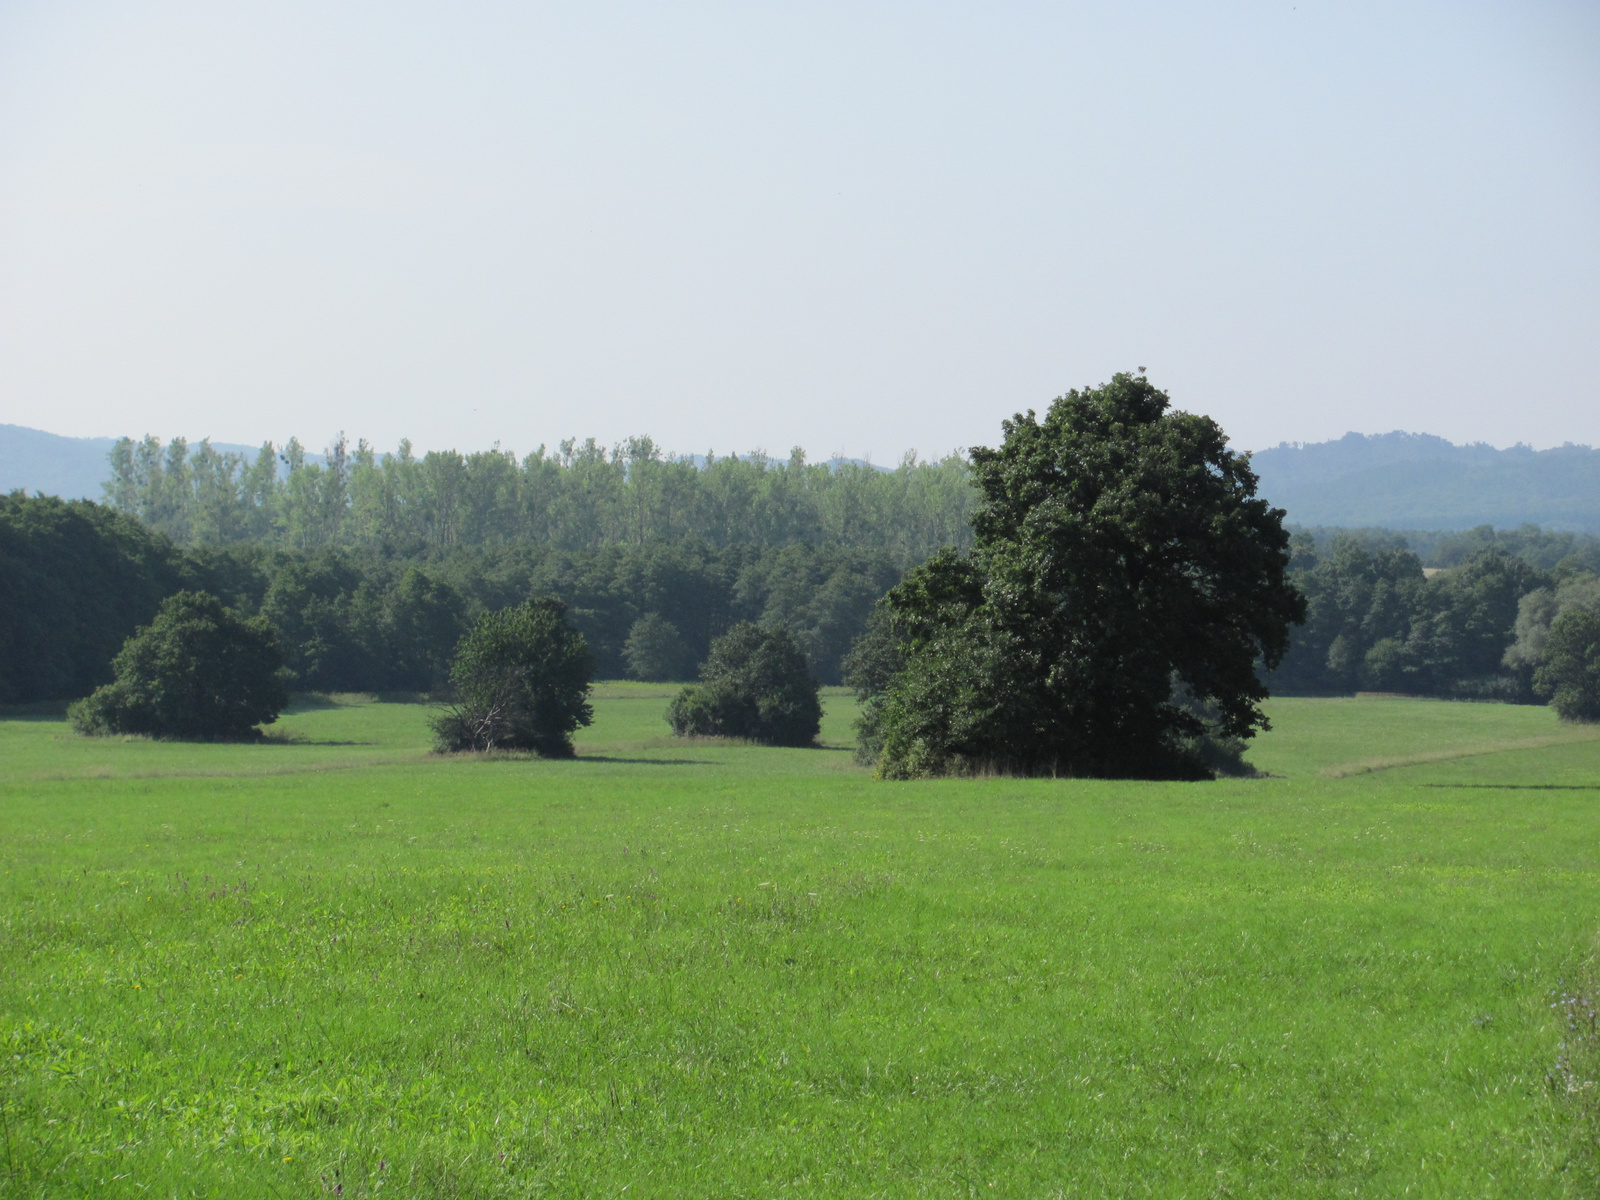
[624,614,692,682]
[862,373,1305,779]
[68,591,287,740]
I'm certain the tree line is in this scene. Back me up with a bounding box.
[1268,530,1600,701]
[8,424,1600,721]
[102,434,976,560]
[0,492,897,704]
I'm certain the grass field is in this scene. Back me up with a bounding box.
[4,691,1600,1197]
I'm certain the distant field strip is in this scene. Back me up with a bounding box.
[1320,725,1600,778]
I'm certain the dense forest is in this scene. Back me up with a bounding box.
[101,435,976,560]
[1268,530,1599,699]
[0,493,897,702]
[3,432,1598,711]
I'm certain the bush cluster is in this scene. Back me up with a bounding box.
[667,624,821,747]
[431,599,594,756]
[68,591,287,741]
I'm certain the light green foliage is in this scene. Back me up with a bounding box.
[103,435,979,560]
[3,696,1600,1195]
[1536,608,1600,722]
[622,613,691,682]
[1507,574,1600,673]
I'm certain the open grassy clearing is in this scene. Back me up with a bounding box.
[2,694,1600,1197]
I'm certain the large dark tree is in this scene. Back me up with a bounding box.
[432,598,594,755]
[667,622,821,746]
[68,591,287,740]
[864,373,1305,779]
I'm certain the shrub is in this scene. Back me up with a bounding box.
[624,613,691,682]
[667,623,820,746]
[432,598,594,755]
[67,591,287,740]
[1535,608,1600,722]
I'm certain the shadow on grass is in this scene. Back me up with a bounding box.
[285,691,435,714]
[0,703,72,721]
[1421,783,1600,790]
[575,755,715,766]
[260,730,376,747]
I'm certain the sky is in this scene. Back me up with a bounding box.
[0,1,1595,462]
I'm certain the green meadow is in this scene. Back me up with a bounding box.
[4,690,1600,1197]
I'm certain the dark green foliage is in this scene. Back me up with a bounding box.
[32,537,891,696]
[256,555,467,692]
[1535,608,1600,722]
[841,601,905,766]
[0,493,188,703]
[1269,536,1551,699]
[733,546,899,684]
[1389,551,1547,697]
[624,614,691,682]
[1169,686,1259,778]
[1267,534,1426,694]
[667,623,821,746]
[67,592,286,740]
[432,599,593,755]
[867,374,1304,780]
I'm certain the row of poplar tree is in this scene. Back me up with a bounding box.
[103,433,976,558]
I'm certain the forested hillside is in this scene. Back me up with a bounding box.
[100,435,975,560]
[1251,432,1600,531]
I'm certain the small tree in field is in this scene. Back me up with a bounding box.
[667,623,821,746]
[68,591,287,740]
[624,613,691,682]
[1535,608,1600,722]
[432,598,594,755]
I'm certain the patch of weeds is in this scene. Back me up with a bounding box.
[1550,963,1600,1186]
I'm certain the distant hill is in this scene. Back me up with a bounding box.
[0,426,302,500]
[0,425,123,501]
[1248,432,1600,533]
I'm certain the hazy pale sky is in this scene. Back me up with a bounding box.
[0,0,1595,460]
